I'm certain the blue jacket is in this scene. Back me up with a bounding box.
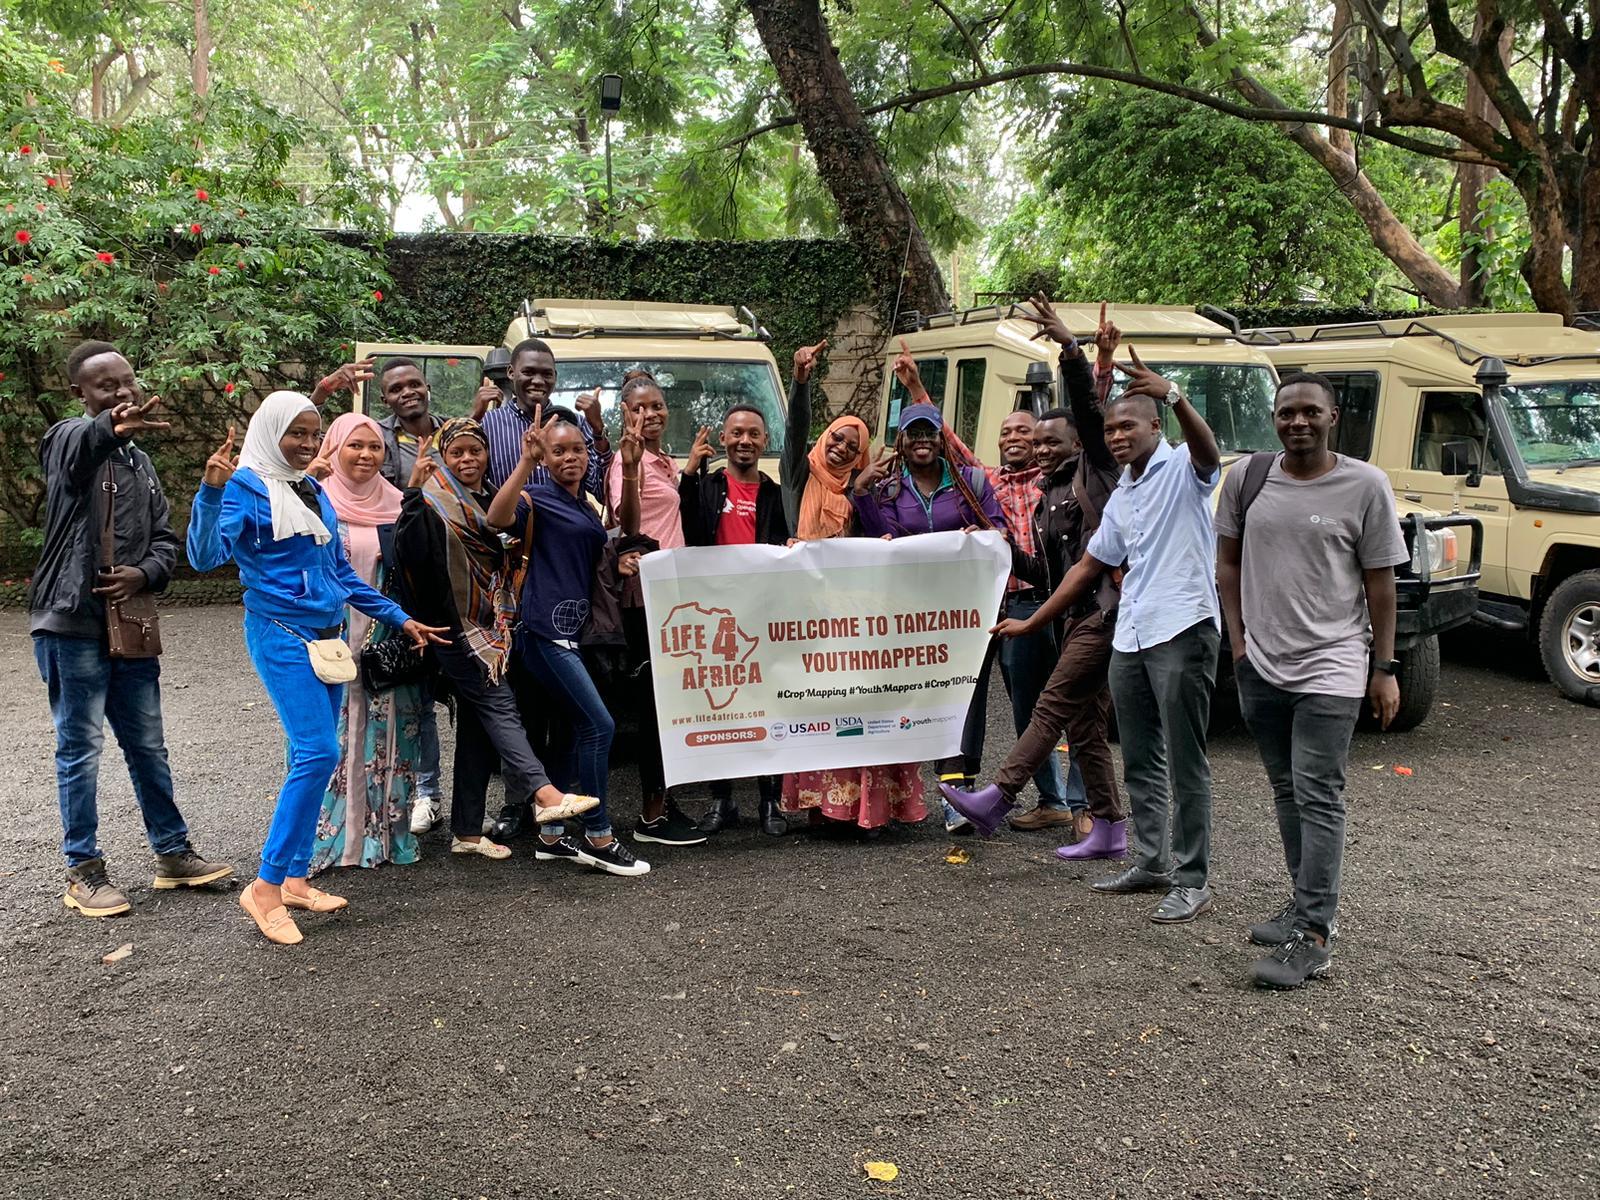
[187,467,410,631]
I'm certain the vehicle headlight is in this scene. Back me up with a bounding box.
[1411,528,1458,576]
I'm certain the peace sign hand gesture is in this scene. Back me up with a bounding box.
[853,444,897,495]
[519,407,547,467]
[408,435,438,488]
[1020,293,1076,350]
[793,338,829,384]
[1118,346,1177,403]
[203,426,238,488]
[685,426,714,475]
[619,405,645,469]
[111,396,172,439]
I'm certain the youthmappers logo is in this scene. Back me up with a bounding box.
[658,602,761,711]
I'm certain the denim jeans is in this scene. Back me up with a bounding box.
[34,633,189,867]
[244,612,343,885]
[996,594,1078,809]
[1108,619,1220,888]
[519,633,614,838]
[1236,658,1361,941]
[415,678,441,798]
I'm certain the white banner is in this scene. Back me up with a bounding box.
[639,531,1010,786]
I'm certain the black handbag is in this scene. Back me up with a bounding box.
[358,628,429,692]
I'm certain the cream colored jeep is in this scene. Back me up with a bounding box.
[1251,314,1600,705]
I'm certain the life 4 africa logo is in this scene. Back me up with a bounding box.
[658,602,761,711]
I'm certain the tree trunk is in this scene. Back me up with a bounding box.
[192,0,211,99]
[1457,16,1514,305]
[744,0,949,319]
[1328,0,1352,154]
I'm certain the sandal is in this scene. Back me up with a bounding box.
[239,887,303,946]
[533,793,601,824]
[281,885,348,913]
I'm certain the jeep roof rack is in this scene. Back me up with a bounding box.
[899,301,1252,342]
[520,298,772,342]
[1240,315,1600,369]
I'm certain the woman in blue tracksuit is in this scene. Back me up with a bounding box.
[188,391,446,945]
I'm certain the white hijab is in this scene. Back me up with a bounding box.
[237,390,332,545]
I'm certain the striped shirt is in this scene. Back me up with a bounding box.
[481,403,610,504]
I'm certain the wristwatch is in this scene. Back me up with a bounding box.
[1373,659,1401,676]
[1162,382,1183,409]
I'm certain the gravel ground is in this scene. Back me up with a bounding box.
[0,608,1595,1199]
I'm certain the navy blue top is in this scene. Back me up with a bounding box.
[515,481,606,643]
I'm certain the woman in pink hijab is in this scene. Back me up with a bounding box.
[307,413,424,873]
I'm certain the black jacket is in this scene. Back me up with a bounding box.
[393,486,498,632]
[28,412,179,639]
[678,466,791,548]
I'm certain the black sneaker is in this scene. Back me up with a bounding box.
[533,835,584,864]
[1251,930,1332,990]
[1247,899,1339,948]
[575,838,651,877]
[633,808,708,847]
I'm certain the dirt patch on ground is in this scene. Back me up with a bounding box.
[0,610,1594,1198]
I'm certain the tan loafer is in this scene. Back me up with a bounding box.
[239,888,302,946]
[533,793,602,824]
[450,836,512,860]
[281,885,348,913]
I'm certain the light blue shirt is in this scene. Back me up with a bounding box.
[1087,439,1221,653]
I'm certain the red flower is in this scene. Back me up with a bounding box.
[18,145,30,155]
[95,251,115,264]
[190,223,203,234]
[21,273,33,283]
[14,230,31,244]
[372,289,383,302]
[34,203,45,212]
[223,382,235,394]
[157,281,169,292]
[195,188,209,202]
[45,177,57,188]
[236,260,246,269]
[208,265,221,275]
[0,372,6,381]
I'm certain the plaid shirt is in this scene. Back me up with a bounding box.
[985,464,1043,593]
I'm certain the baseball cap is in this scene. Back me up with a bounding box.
[898,402,943,432]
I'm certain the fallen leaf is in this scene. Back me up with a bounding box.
[1393,765,1414,776]
[102,943,134,964]
[944,847,969,865]
[864,1161,899,1182]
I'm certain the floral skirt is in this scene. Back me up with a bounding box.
[780,763,927,830]
[309,680,424,875]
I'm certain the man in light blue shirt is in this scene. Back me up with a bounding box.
[991,347,1223,924]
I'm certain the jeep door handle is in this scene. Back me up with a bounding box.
[1403,492,1423,502]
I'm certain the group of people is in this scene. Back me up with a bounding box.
[30,299,1407,988]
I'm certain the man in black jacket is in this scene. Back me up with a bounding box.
[30,341,231,918]
[678,404,792,835]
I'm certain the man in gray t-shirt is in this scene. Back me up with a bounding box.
[1216,372,1410,990]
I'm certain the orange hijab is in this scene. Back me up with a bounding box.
[798,415,871,541]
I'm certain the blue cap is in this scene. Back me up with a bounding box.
[898,402,943,432]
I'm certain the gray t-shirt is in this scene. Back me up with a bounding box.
[1215,453,1409,697]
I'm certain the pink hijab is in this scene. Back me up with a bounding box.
[319,415,402,633]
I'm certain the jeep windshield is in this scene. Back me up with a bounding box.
[1497,381,1600,467]
[1112,363,1278,457]
[548,359,786,457]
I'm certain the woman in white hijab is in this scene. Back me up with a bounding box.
[188,390,448,945]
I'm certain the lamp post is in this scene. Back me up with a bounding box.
[599,73,622,235]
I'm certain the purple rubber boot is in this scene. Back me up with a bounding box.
[937,782,1013,838]
[1054,818,1128,861]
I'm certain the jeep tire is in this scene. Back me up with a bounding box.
[1360,634,1439,734]
[1539,569,1600,705]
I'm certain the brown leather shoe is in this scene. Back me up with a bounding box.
[239,886,303,945]
[63,858,131,917]
[1007,805,1077,833]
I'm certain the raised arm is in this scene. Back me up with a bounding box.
[185,428,241,572]
[1123,346,1220,476]
[486,411,545,530]
[616,404,644,538]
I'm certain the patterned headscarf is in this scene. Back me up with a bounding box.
[436,416,488,457]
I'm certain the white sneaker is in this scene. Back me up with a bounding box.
[410,796,440,834]
[450,836,511,860]
[944,812,973,834]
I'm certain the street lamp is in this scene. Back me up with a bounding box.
[599,73,623,235]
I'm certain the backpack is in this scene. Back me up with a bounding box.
[1231,451,1277,536]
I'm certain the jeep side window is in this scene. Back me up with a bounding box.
[953,358,985,448]
[886,356,949,431]
[1413,390,1500,473]
[1320,372,1379,460]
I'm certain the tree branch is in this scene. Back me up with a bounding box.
[715,60,1493,164]
[928,0,987,74]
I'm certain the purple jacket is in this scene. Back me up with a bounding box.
[853,464,1009,539]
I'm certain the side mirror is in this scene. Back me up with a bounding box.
[1441,438,1482,486]
[1024,361,1055,416]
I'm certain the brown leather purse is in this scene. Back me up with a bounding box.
[101,460,162,658]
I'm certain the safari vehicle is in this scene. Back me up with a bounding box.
[356,298,790,468]
[1247,314,1600,705]
[891,301,1482,731]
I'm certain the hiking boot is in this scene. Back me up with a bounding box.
[1007,804,1076,832]
[1247,899,1340,949]
[63,858,131,918]
[1251,930,1332,989]
[152,845,233,890]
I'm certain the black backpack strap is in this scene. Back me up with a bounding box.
[1234,451,1275,535]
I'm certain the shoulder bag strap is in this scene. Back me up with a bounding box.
[1235,451,1275,536]
[99,459,117,572]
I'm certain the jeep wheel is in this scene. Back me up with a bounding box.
[1539,570,1600,705]
[1361,635,1439,733]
